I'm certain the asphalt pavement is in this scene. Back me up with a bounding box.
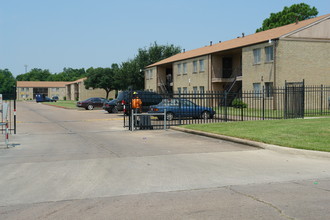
[0,101,329,220]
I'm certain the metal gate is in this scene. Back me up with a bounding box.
[284,80,305,119]
[0,94,17,135]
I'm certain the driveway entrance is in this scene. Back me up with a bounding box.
[0,102,329,220]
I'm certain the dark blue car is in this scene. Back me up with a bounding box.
[149,98,215,120]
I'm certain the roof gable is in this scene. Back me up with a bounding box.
[282,16,330,40]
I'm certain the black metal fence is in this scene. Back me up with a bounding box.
[1,94,17,135]
[124,85,330,130]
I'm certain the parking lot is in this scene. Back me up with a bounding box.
[0,101,329,219]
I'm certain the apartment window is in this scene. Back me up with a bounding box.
[183,63,187,74]
[193,61,197,73]
[199,60,205,72]
[265,82,273,97]
[25,88,29,92]
[193,86,198,93]
[253,48,261,64]
[145,70,149,80]
[265,46,274,62]
[177,87,181,93]
[253,83,261,97]
[199,86,205,93]
[177,64,182,75]
[183,87,188,93]
[149,69,153,79]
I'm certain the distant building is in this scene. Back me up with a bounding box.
[65,78,115,101]
[16,81,67,100]
[17,78,116,101]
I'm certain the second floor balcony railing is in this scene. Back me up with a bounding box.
[212,67,242,83]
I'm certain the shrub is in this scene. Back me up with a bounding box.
[63,96,66,100]
[232,98,248,108]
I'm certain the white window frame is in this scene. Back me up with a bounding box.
[199,60,205,72]
[177,64,182,75]
[265,46,274,62]
[253,49,261,64]
[199,86,205,93]
[183,87,188,93]
[193,61,197,73]
[253,83,261,97]
[183,63,187,75]
[149,69,153,79]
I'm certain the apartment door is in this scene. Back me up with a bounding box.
[222,57,232,78]
[284,81,305,118]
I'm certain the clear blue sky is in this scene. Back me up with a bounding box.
[1,0,329,76]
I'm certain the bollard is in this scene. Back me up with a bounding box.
[5,122,9,148]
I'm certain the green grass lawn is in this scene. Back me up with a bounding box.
[43,100,78,109]
[181,118,330,152]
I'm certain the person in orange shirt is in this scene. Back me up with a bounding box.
[132,92,142,113]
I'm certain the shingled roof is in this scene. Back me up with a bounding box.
[147,13,330,68]
[17,81,68,88]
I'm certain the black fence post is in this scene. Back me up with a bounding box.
[224,91,228,122]
[320,84,323,115]
[262,86,265,120]
[302,80,305,118]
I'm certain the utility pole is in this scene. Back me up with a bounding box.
[24,64,28,73]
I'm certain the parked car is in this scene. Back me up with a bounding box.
[77,97,107,110]
[149,98,215,120]
[52,95,59,101]
[36,94,56,102]
[45,97,57,102]
[115,91,163,114]
[103,99,119,113]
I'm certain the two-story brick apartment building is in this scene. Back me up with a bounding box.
[145,13,330,94]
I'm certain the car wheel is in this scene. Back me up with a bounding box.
[166,112,174,121]
[87,104,94,110]
[201,111,211,119]
[112,106,118,113]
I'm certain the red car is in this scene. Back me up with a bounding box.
[77,97,107,110]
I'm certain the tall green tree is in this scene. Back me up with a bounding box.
[84,67,116,99]
[50,68,87,81]
[256,3,318,32]
[0,69,16,95]
[16,68,52,81]
[114,42,181,90]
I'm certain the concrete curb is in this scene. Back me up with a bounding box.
[171,126,330,159]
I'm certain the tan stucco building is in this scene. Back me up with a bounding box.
[145,14,330,94]
[17,78,116,101]
[65,78,116,101]
[16,81,67,100]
